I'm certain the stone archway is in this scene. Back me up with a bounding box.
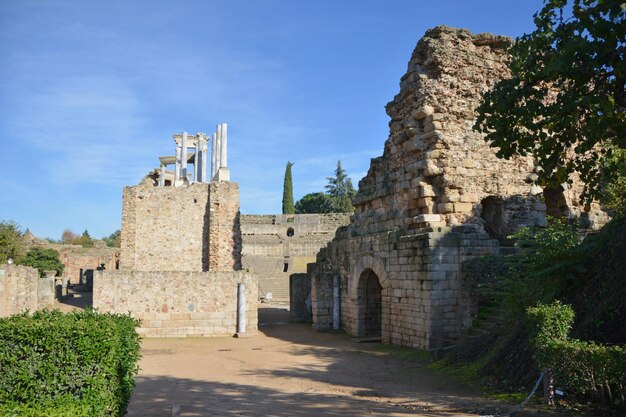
[350,254,389,339]
[357,269,382,337]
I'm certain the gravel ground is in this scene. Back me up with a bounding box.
[126,307,508,417]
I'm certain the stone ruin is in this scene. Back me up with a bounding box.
[241,213,351,303]
[95,123,258,337]
[0,265,55,318]
[308,26,609,350]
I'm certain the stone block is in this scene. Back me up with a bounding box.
[411,105,434,120]
[459,193,479,203]
[437,202,454,213]
[453,202,473,213]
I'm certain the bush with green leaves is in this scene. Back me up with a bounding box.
[527,301,626,406]
[0,309,142,417]
[0,220,24,264]
[504,218,586,310]
[19,247,64,277]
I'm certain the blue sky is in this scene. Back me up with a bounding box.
[0,0,544,240]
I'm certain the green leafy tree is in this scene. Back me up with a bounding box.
[0,220,24,264]
[20,247,64,277]
[325,160,356,212]
[601,148,626,217]
[295,192,335,214]
[474,0,625,202]
[79,229,94,248]
[103,230,121,248]
[282,161,295,214]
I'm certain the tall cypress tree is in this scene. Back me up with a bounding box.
[282,161,295,214]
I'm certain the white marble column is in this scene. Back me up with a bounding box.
[201,138,208,183]
[220,123,228,168]
[181,131,188,181]
[194,137,200,182]
[159,164,165,187]
[216,124,223,171]
[175,146,181,184]
[211,132,217,179]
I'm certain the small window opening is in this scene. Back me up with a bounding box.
[481,196,507,241]
[287,227,295,237]
[283,263,289,272]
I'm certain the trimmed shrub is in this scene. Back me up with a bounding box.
[0,309,141,416]
[527,301,626,406]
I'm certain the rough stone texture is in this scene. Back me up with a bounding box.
[208,182,243,271]
[289,273,311,322]
[241,213,350,301]
[310,26,608,350]
[58,247,120,285]
[94,270,257,337]
[120,182,241,272]
[0,265,53,317]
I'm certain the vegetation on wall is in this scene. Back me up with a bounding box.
[474,0,625,202]
[450,217,626,410]
[0,309,142,417]
[282,161,295,215]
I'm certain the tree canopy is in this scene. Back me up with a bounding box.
[0,220,24,264]
[20,247,64,277]
[103,230,121,248]
[296,161,357,213]
[474,0,625,203]
[295,192,335,214]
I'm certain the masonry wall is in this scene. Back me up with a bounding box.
[94,270,257,337]
[0,265,54,317]
[241,213,350,301]
[58,247,119,284]
[310,26,607,350]
[120,182,241,272]
[208,182,243,271]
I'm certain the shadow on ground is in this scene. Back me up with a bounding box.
[127,307,507,416]
[129,375,483,417]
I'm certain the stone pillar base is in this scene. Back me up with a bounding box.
[213,167,230,182]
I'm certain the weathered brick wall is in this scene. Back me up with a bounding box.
[120,182,241,272]
[0,265,53,317]
[311,26,607,350]
[93,270,257,337]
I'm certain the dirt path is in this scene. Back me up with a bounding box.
[126,308,507,417]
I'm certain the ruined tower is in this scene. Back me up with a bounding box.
[309,26,607,349]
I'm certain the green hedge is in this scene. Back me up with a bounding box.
[527,301,626,405]
[0,309,141,417]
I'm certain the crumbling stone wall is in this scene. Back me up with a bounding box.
[58,247,119,285]
[0,265,54,317]
[120,182,241,272]
[241,213,350,301]
[310,26,607,350]
[94,270,257,337]
[96,170,253,337]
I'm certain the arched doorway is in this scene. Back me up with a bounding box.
[357,269,382,337]
[481,196,507,241]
